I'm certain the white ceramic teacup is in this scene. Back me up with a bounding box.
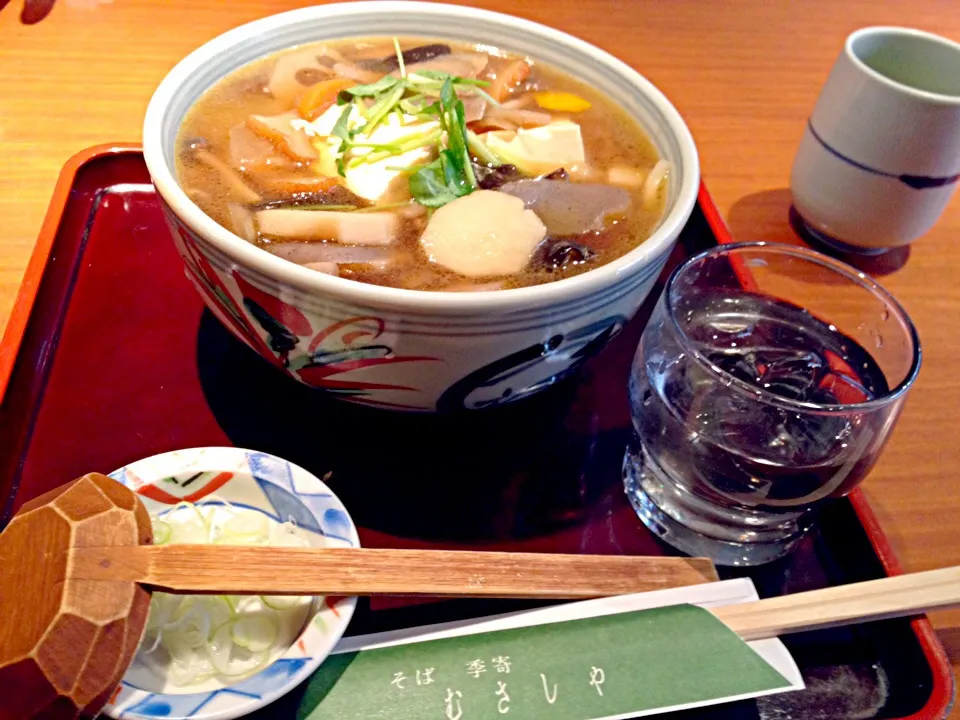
[791,26,960,253]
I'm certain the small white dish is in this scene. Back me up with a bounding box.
[102,447,359,720]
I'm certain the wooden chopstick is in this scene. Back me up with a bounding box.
[712,566,960,640]
[70,545,960,636]
[68,545,719,599]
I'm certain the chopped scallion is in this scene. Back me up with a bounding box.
[467,129,502,167]
[393,37,407,78]
[325,57,489,207]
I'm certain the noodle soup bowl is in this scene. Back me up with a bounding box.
[143,2,700,412]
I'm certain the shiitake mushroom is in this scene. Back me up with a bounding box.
[358,43,453,71]
[474,163,524,190]
[536,237,597,272]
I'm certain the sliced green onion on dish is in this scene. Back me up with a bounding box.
[261,595,309,611]
[136,500,316,686]
[152,520,172,545]
[230,614,280,652]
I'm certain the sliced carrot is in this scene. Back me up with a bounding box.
[488,60,531,103]
[297,78,356,120]
[533,91,592,113]
[229,123,295,174]
[247,113,318,161]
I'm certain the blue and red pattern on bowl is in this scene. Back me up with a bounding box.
[143,2,700,412]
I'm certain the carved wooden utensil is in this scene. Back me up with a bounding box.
[3,474,960,720]
[0,473,718,719]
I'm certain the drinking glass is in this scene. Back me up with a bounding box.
[623,242,921,566]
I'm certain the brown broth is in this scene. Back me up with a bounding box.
[175,37,668,291]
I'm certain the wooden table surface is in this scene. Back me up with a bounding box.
[1,0,958,707]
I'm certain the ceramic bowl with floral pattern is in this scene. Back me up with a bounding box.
[143,2,699,412]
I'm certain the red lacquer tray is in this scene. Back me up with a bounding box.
[0,145,953,720]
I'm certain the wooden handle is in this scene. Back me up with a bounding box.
[69,545,719,598]
[713,566,960,640]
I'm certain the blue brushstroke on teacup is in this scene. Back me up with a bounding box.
[808,120,960,189]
